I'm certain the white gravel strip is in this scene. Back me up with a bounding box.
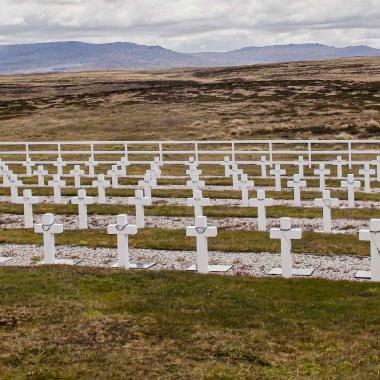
[0,214,369,234]
[0,244,370,282]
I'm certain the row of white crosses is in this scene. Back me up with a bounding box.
[8,210,378,282]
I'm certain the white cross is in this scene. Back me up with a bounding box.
[23,157,35,176]
[248,189,273,231]
[287,174,306,207]
[236,173,254,206]
[357,219,380,281]
[230,164,243,189]
[53,157,66,176]
[107,214,138,269]
[119,156,130,176]
[341,174,361,208]
[269,218,313,278]
[259,156,268,178]
[314,190,339,233]
[296,156,307,178]
[33,165,48,187]
[69,165,85,189]
[71,189,94,229]
[34,213,65,265]
[0,165,12,186]
[372,156,380,182]
[128,189,152,228]
[92,174,110,203]
[221,156,232,177]
[150,162,162,178]
[187,156,198,172]
[48,174,66,204]
[187,189,210,218]
[359,163,375,193]
[186,167,202,178]
[9,174,23,202]
[314,163,330,191]
[270,163,286,192]
[186,173,205,190]
[107,165,121,188]
[138,173,157,198]
[186,216,217,274]
[86,156,98,177]
[333,155,347,179]
[15,189,39,228]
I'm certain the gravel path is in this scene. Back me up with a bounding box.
[0,244,370,282]
[0,213,368,234]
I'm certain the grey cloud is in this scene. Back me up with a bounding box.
[0,0,380,51]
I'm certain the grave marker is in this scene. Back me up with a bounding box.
[69,165,84,189]
[71,189,94,229]
[270,163,286,192]
[92,174,110,203]
[128,189,152,227]
[269,217,314,278]
[107,214,155,269]
[356,219,380,281]
[314,190,339,233]
[359,163,375,193]
[341,174,361,208]
[34,213,74,265]
[314,163,330,191]
[33,165,48,187]
[187,189,210,218]
[48,175,66,203]
[186,216,231,273]
[236,173,254,206]
[249,189,274,231]
[15,189,39,228]
[287,174,306,207]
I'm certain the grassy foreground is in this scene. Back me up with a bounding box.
[0,228,369,256]
[1,267,380,379]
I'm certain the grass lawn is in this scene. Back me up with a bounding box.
[0,228,369,256]
[1,267,380,379]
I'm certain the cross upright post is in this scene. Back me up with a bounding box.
[33,165,48,187]
[359,163,375,193]
[314,189,339,232]
[92,174,110,203]
[287,174,306,207]
[248,189,274,231]
[187,189,210,218]
[128,189,152,227]
[356,219,380,281]
[23,157,35,176]
[341,174,361,208]
[34,213,72,265]
[269,217,313,278]
[15,189,39,228]
[69,165,85,189]
[314,163,330,191]
[236,173,254,206]
[270,163,286,192]
[71,189,95,229]
[48,174,66,203]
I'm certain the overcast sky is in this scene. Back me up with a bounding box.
[1,0,380,52]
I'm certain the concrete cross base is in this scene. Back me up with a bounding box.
[186,264,233,273]
[38,259,83,265]
[111,262,156,270]
[268,267,315,276]
[355,270,371,279]
[0,257,12,264]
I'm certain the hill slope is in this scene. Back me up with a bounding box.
[1,41,380,74]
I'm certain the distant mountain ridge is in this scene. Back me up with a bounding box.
[1,41,380,74]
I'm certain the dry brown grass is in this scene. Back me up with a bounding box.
[0,57,379,141]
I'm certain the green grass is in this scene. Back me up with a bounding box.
[1,267,380,378]
[1,201,380,220]
[0,228,369,256]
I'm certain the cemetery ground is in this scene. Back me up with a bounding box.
[1,57,380,377]
[1,267,380,379]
